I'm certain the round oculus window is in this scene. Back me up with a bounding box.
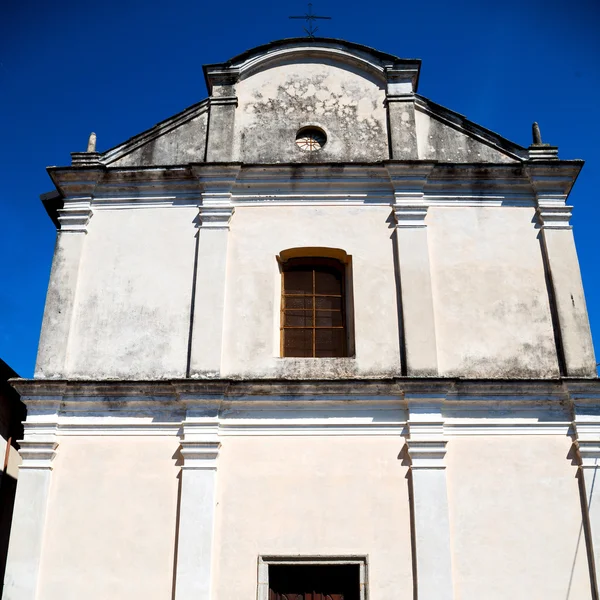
[295,127,327,152]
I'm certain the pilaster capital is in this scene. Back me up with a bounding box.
[572,407,600,469]
[180,441,220,469]
[386,94,415,104]
[527,162,582,230]
[385,162,435,228]
[384,64,420,97]
[18,439,58,470]
[57,199,93,233]
[18,405,59,470]
[204,66,241,92]
[406,402,447,470]
[198,204,234,229]
[393,205,429,228]
[180,414,220,470]
[536,205,573,230]
[193,164,241,230]
[209,96,238,107]
[406,440,447,470]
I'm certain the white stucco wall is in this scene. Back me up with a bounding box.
[46,201,568,380]
[66,206,197,378]
[221,205,401,378]
[446,435,592,600]
[213,435,413,600]
[37,436,180,600]
[427,206,560,377]
[233,61,388,163]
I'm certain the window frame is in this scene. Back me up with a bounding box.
[278,249,354,359]
[257,556,368,600]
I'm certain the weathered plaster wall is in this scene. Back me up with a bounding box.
[221,205,401,378]
[109,111,208,166]
[446,435,592,600]
[427,206,560,378]
[233,60,388,163]
[37,436,179,600]
[415,109,517,163]
[213,435,413,600]
[66,207,197,378]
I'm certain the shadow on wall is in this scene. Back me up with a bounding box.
[0,359,26,598]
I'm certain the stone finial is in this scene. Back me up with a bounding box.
[87,132,97,153]
[528,121,558,160]
[532,122,542,145]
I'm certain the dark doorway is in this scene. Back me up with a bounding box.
[269,564,360,600]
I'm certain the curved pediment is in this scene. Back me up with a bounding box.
[203,38,421,91]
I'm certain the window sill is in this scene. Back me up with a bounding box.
[273,357,359,379]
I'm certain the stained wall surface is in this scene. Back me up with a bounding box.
[37,437,180,600]
[108,110,208,166]
[213,435,413,600]
[221,205,401,378]
[233,61,389,163]
[427,205,560,378]
[35,199,573,379]
[414,109,518,163]
[65,206,197,379]
[446,435,592,600]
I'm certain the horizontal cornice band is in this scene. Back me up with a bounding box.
[46,161,583,211]
[11,376,600,403]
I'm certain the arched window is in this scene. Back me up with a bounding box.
[281,257,348,358]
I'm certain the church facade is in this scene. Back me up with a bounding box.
[4,38,600,600]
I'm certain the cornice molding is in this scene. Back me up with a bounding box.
[207,40,420,90]
[10,379,598,438]
[44,162,584,215]
[14,376,600,401]
[527,161,583,230]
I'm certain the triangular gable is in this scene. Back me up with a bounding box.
[101,100,209,167]
[415,96,527,163]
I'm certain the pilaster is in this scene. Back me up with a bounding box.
[385,66,420,160]
[572,401,600,597]
[529,162,596,376]
[189,165,241,377]
[204,68,239,162]
[3,400,60,600]
[35,171,99,378]
[406,400,454,600]
[174,409,220,600]
[387,163,438,376]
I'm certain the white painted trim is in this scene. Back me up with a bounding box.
[257,555,368,600]
[234,43,387,80]
[3,414,58,600]
[14,403,579,437]
[406,403,454,600]
[173,415,220,600]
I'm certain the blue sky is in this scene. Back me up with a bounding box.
[1,0,598,377]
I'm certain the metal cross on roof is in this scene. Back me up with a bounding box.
[289,3,332,38]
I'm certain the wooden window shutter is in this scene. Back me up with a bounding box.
[281,258,347,358]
